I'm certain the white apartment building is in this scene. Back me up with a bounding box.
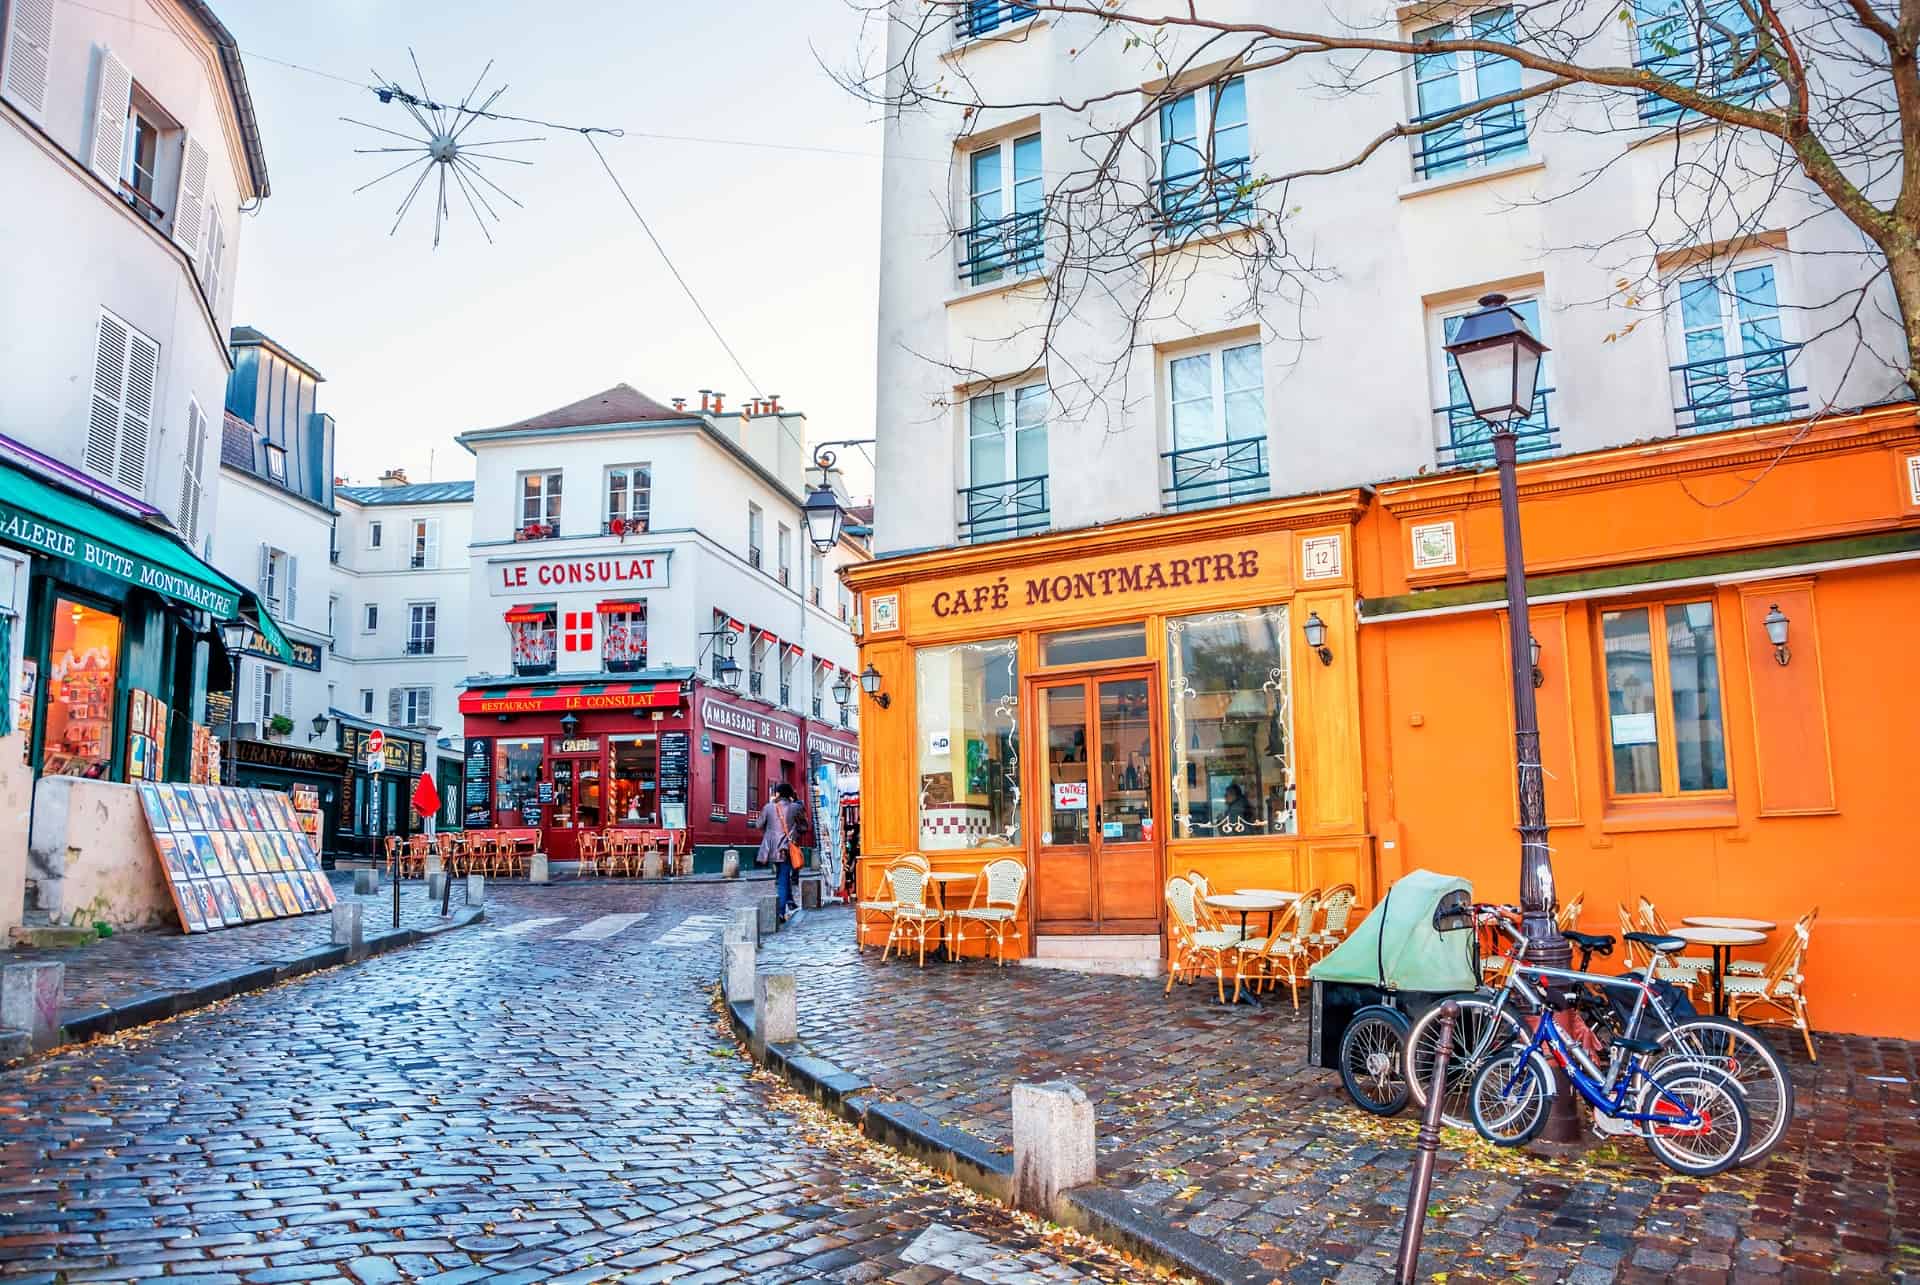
[455,384,866,870]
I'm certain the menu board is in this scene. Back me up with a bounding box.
[658,732,689,831]
[135,782,336,934]
[463,736,493,828]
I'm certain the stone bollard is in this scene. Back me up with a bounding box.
[423,852,444,877]
[724,939,756,1004]
[529,853,550,884]
[1012,1081,1096,1215]
[642,850,665,880]
[731,905,760,947]
[751,971,797,1060]
[331,901,365,958]
[426,872,448,903]
[1,962,64,1053]
[353,867,380,895]
[466,874,485,907]
[801,876,824,910]
[722,848,741,879]
[756,895,778,937]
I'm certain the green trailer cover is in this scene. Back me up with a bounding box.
[1308,868,1477,992]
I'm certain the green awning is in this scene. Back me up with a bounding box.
[0,462,292,660]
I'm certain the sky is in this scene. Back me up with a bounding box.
[221,0,887,493]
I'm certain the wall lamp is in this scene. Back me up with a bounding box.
[859,663,891,709]
[559,712,581,738]
[830,670,853,708]
[1302,611,1332,666]
[307,712,331,743]
[1529,634,1545,689]
[1763,603,1791,665]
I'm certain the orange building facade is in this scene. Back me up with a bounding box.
[845,406,1920,1038]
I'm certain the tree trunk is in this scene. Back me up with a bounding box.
[1889,240,1920,400]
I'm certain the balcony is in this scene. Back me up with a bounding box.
[1433,387,1559,470]
[514,522,559,542]
[955,0,1035,39]
[780,682,792,706]
[601,516,648,537]
[1671,344,1805,433]
[958,209,1044,286]
[1411,99,1528,180]
[778,566,790,587]
[748,546,762,570]
[1162,436,1269,512]
[812,694,823,718]
[606,653,644,674]
[958,475,1050,544]
[810,586,822,607]
[749,671,764,698]
[405,640,435,657]
[1156,156,1255,232]
[839,706,850,728]
[1634,30,1776,125]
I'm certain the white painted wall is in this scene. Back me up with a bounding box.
[0,0,256,551]
[871,0,1905,556]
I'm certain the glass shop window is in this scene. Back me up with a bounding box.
[1165,606,1295,837]
[492,737,545,826]
[42,598,123,779]
[609,734,659,825]
[1040,622,1147,666]
[914,638,1021,850]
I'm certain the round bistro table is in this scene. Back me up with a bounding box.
[926,870,979,960]
[1204,892,1292,1005]
[1669,924,1768,1016]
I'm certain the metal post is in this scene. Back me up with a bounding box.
[224,664,241,786]
[1493,429,1581,1142]
[1394,1001,1456,1285]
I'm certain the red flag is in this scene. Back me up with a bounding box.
[412,771,440,818]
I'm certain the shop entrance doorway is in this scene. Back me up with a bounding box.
[546,753,603,863]
[1030,671,1162,935]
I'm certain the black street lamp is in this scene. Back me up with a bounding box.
[1442,294,1571,985]
[219,620,251,779]
[830,670,853,708]
[308,712,331,743]
[859,663,890,709]
[801,439,875,553]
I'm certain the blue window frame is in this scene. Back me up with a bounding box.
[1411,9,1528,179]
[1158,78,1252,230]
[961,134,1044,284]
[1633,0,1773,124]
[961,383,1050,541]
[957,1,1037,39]
[1163,341,1268,509]
[1670,262,1802,431]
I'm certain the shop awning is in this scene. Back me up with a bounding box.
[458,677,685,716]
[503,603,554,623]
[595,598,642,614]
[0,461,291,659]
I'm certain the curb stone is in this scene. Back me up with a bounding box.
[33,906,487,1059]
[724,988,1262,1285]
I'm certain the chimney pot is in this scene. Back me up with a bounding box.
[673,397,687,411]
[712,392,725,414]
[698,389,712,412]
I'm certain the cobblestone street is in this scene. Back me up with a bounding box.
[0,883,1165,1284]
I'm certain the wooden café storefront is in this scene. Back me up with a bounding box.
[842,494,1376,964]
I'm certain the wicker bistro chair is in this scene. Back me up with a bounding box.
[1724,917,1818,1061]
[951,859,1028,966]
[1234,890,1320,1007]
[856,854,928,953]
[1617,903,1702,994]
[1555,891,1586,932]
[1164,877,1240,1003]
[881,862,945,967]
[1309,884,1358,959]
[576,831,606,877]
[1185,870,1244,943]
[1636,897,1714,985]
[1730,907,1818,975]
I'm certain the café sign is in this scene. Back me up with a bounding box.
[700,698,801,752]
[489,549,671,596]
[233,625,323,671]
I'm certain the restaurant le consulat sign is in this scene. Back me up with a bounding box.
[488,549,671,596]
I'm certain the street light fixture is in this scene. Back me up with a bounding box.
[308,712,331,743]
[1302,611,1332,665]
[859,663,891,709]
[1529,634,1545,689]
[1763,603,1791,665]
[801,439,876,553]
[830,671,853,708]
[1442,292,1572,1002]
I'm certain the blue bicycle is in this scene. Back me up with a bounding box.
[1470,973,1751,1176]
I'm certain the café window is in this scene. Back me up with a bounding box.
[1166,606,1295,837]
[603,602,647,672]
[507,607,557,676]
[748,752,766,812]
[492,737,544,826]
[1040,622,1148,667]
[914,638,1021,849]
[609,734,659,824]
[1601,599,1729,797]
[605,464,651,534]
[41,598,123,778]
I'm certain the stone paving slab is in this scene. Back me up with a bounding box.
[5,874,488,1050]
[757,907,1920,1283]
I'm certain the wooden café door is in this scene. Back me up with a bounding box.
[1032,672,1161,934]
[546,753,604,863]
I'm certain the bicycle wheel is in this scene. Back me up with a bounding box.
[1339,1006,1413,1116]
[1655,1016,1794,1166]
[1406,994,1526,1130]
[1637,1056,1750,1176]
[1469,1050,1552,1146]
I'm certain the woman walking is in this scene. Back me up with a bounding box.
[756,782,806,924]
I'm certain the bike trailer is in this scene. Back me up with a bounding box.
[1306,868,1479,1068]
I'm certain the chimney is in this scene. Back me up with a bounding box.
[379,467,409,488]
[672,397,686,411]
[698,389,712,412]
[768,393,781,413]
[712,392,726,414]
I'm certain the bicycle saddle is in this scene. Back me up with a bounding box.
[1562,929,1614,955]
[1623,930,1688,954]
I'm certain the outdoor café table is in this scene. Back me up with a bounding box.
[1233,888,1301,936]
[1682,916,1778,932]
[1670,924,1768,1016]
[926,871,978,960]
[1203,892,1290,1005]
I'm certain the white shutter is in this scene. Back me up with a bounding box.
[88,314,129,478]
[1,0,54,117]
[173,135,208,257]
[251,662,266,725]
[201,208,225,310]
[177,401,206,543]
[282,670,295,725]
[87,46,132,185]
[416,688,432,726]
[387,689,403,725]
[423,519,441,569]
[257,542,270,595]
[286,554,299,620]
[119,328,155,492]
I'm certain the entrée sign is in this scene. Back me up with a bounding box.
[490,550,670,596]
[931,547,1265,620]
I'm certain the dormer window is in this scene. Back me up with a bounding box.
[262,442,287,484]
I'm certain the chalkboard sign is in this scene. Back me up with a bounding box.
[521,802,543,827]
[464,737,493,828]
[537,780,555,804]
[659,731,690,812]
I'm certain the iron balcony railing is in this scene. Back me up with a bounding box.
[813,694,824,717]
[1156,156,1255,231]
[1411,99,1529,179]
[780,682,792,706]
[1634,29,1776,125]
[607,654,644,674]
[1433,387,1559,469]
[749,671,764,697]
[514,522,559,541]
[405,639,435,657]
[839,706,850,728]
[601,516,648,536]
[958,209,1044,285]
[1670,343,1805,433]
[955,0,1036,38]
[1162,435,1269,511]
[958,475,1050,544]
[748,546,762,569]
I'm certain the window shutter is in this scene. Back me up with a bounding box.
[88,314,129,479]
[251,661,266,724]
[173,136,208,257]
[257,542,270,595]
[118,328,155,492]
[417,688,432,726]
[1,0,54,117]
[201,208,225,310]
[282,671,295,725]
[177,400,206,543]
[388,689,402,725]
[424,519,440,568]
[286,554,299,620]
[87,46,132,184]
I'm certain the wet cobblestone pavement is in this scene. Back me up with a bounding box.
[759,908,1920,1284]
[0,884,1171,1284]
